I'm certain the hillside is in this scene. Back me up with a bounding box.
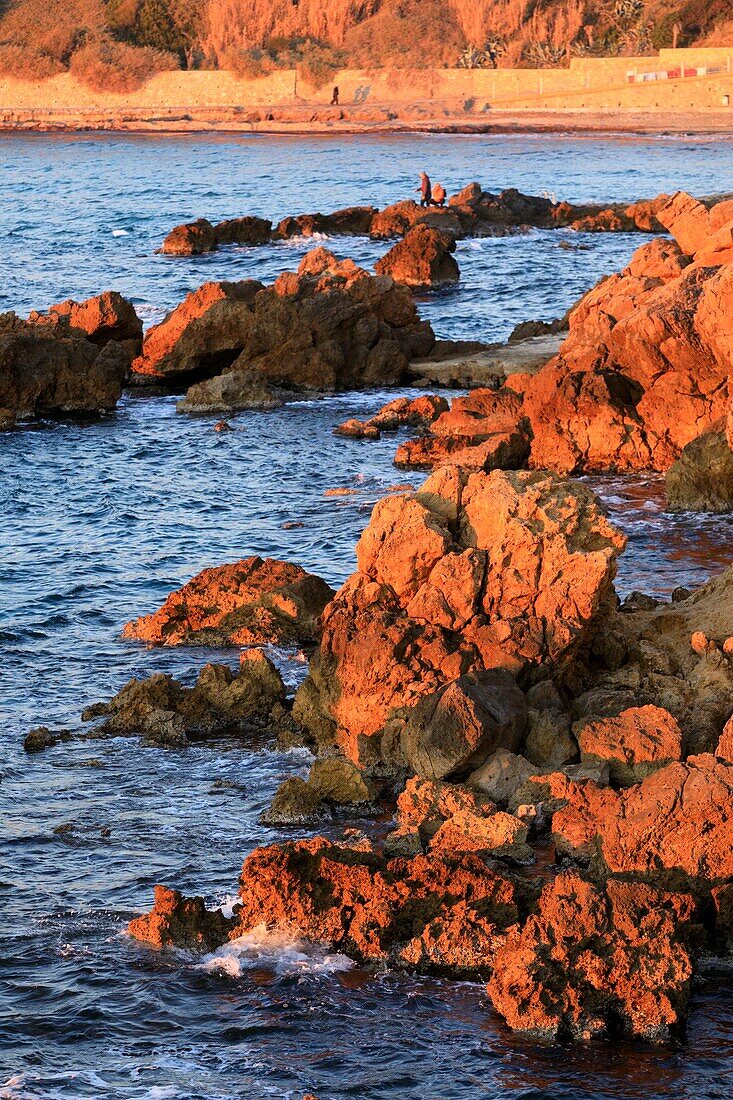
[0,0,730,91]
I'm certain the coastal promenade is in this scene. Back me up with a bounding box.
[0,46,732,134]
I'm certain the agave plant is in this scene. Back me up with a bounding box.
[456,46,489,69]
[524,40,566,68]
[620,20,654,53]
[613,0,645,26]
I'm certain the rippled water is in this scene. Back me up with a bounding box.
[3,133,733,1099]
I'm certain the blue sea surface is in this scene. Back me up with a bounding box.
[2,132,733,1099]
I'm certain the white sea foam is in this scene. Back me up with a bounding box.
[280,232,329,247]
[112,229,129,237]
[197,925,353,978]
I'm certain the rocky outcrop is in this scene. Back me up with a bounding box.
[394,388,530,471]
[569,563,733,758]
[544,755,733,888]
[86,651,286,746]
[123,556,334,647]
[487,872,699,1042]
[128,885,234,951]
[131,837,520,974]
[666,426,733,513]
[375,225,459,289]
[396,216,733,476]
[275,207,377,239]
[159,216,272,255]
[159,186,671,256]
[28,291,142,355]
[159,218,219,256]
[131,279,264,380]
[294,467,624,766]
[133,250,434,390]
[0,312,128,421]
[213,216,273,247]
[334,394,448,440]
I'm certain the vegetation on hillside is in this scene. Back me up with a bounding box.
[0,0,729,90]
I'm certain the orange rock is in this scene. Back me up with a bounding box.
[375,224,459,289]
[396,776,497,832]
[295,468,624,764]
[553,756,733,885]
[134,249,435,387]
[29,290,142,351]
[159,218,218,256]
[528,772,619,861]
[578,704,683,785]
[122,556,334,647]
[691,630,717,655]
[429,808,529,859]
[487,871,698,1041]
[716,716,733,762]
[229,837,519,973]
[335,394,447,441]
[127,885,233,951]
[655,191,712,256]
[132,280,262,377]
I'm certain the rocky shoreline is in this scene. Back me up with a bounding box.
[13,183,733,1048]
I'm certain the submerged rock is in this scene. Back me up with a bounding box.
[176,370,283,414]
[23,726,73,753]
[123,556,334,647]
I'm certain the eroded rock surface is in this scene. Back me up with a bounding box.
[123,556,334,647]
[88,652,286,746]
[396,204,733,476]
[295,466,624,765]
[487,872,698,1042]
[133,250,434,391]
[0,312,128,420]
[375,225,460,289]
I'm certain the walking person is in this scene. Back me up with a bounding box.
[417,171,432,207]
[330,86,340,106]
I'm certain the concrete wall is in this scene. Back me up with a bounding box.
[0,47,731,119]
[0,70,298,110]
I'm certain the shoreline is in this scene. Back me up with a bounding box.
[1,107,733,138]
